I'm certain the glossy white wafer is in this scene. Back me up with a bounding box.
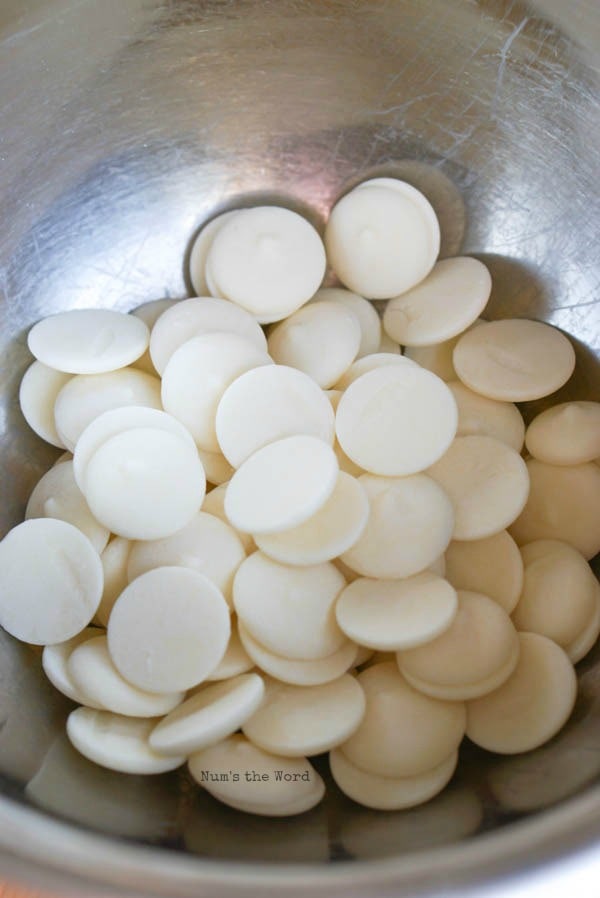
[339,662,465,778]
[202,484,256,554]
[25,460,110,554]
[28,309,149,375]
[68,636,184,717]
[216,365,335,468]
[54,368,162,451]
[525,401,600,465]
[150,673,264,755]
[448,381,525,452]
[512,540,598,648]
[335,573,458,651]
[242,674,366,757]
[131,299,178,375]
[96,537,131,627]
[335,365,457,476]
[334,352,416,391]
[330,747,458,811]
[398,591,519,701]
[83,427,206,540]
[42,627,105,708]
[238,624,358,686]
[161,331,272,452]
[67,708,185,774]
[224,435,338,535]
[19,361,72,448]
[428,435,529,540]
[233,552,346,660]
[149,296,267,375]
[340,474,454,579]
[205,206,326,322]
[466,633,577,754]
[445,531,523,614]
[267,301,361,388]
[189,211,239,296]
[73,406,195,491]
[108,567,230,693]
[255,472,369,566]
[189,734,325,816]
[127,511,245,606]
[325,183,440,298]
[509,460,600,560]
[311,287,381,357]
[383,257,491,346]
[453,319,576,401]
[0,519,103,645]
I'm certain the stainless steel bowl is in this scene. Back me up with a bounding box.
[0,1,599,895]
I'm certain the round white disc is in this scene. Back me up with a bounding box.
[453,318,576,401]
[329,747,457,811]
[335,572,458,651]
[224,435,338,535]
[398,591,519,701]
[267,301,362,389]
[466,632,577,754]
[150,673,264,756]
[339,662,465,778]
[383,257,491,346]
[427,435,529,540]
[340,473,454,579]
[82,427,206,540]
[509,459,600,560]
[335,365,457,476]
[325,183,440,298]
[512,540,598,648]
[67,708,185,774]
[525,401,600,466]
[205,206,326,321]
[242,674,366,757]
[0,519,103,645]
[27,309,149,375]
[233,551,346,660]
[73,406,195,491]
[445,531,524,614]
[215,365,335,468]
[130,299,178,375]
[107,567,230,693]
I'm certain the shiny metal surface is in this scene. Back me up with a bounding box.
[0,0,599,895]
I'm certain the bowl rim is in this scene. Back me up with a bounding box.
[1,782,600,897]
